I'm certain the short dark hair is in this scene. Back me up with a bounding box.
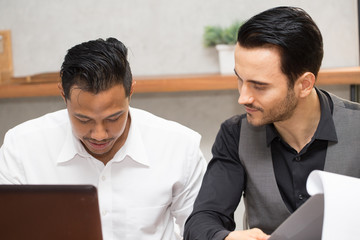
[60,37,132,100]
[237,6,323,87]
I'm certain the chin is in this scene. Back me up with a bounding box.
[247,116,264,127]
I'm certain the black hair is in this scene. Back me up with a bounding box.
[60,37,132,100]
[237,6,323,87]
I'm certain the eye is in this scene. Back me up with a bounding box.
[77,118,91,124]
[107,116,121,122]
[108,117,119,122]
[237,78,243,88]
[253,84,266,90]
[252,82,268,91]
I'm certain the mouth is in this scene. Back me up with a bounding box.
[87,140,112,151]
[245,106,259,114]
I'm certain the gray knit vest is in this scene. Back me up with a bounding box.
[239,92,360,234]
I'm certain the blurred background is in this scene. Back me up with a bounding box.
[0,0,358,229]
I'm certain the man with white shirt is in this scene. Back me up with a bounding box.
[0,37,207,240]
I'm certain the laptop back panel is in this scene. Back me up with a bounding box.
[0,185,102,240]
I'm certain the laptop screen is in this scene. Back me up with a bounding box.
[0,184,103,240]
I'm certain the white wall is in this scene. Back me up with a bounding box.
[0,0,358,230]
[0,0,358,77]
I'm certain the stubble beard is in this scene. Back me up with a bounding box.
[246,88,298,127]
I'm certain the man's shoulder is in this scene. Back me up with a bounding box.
[6,109,69,137]
[328,91,360,111]
[224,114,246,124]
[221,114,246,130]
[213,114,247,143]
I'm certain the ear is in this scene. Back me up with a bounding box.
[58,83,67,104]
[129,81,136,99]
[296,72,315,98]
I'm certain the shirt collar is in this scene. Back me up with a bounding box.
[111,107,150,167]
[57,124,90,163]
[266,87,338,145]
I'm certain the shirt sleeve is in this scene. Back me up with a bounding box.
[170,132,207,236]
[0,129,25,184]
[184,115,246,240]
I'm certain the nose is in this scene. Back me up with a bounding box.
[91,123,108,141]
[238,84,254,105]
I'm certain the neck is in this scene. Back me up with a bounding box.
[274,88,320,153]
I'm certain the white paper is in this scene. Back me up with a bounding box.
[269,193,324,240]
[306,170,360,239]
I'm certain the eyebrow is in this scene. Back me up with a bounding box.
[74,111,124,119]
[234,69,269,86]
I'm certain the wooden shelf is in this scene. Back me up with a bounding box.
[1,67,360,99]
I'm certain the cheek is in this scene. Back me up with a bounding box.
[252,92,281,112]
[259,89,284,104]
[109,118,128,137]
[69,119,90,138]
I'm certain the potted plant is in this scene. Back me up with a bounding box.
[203,21,243,75]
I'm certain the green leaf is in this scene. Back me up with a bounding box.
[203,21,244,47]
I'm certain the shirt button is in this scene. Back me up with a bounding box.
[102,210,108,216]
[294,156,301,161]
[299,194,303,200]
[101,176,106,181]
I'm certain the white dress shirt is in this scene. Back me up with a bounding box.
[0,107,207,240]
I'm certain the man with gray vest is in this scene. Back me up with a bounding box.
[184,6,360,240]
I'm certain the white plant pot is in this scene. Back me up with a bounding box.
[215,44,235,75]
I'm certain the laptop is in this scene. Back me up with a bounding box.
[269,193,324,240]
[0,184,103,240]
